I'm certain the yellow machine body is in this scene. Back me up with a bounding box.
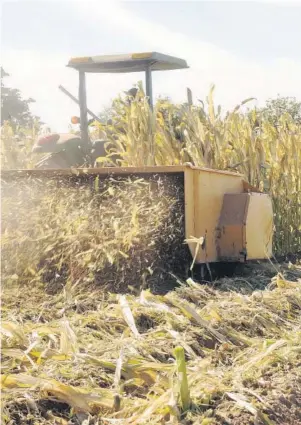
[3,164,273,264]
[182,164,273,263]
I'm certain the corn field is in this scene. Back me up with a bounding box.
[2,86,300,255]
[1,86,301,425]
[103,86,300,255]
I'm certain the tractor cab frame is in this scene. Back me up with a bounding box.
[67,52,189,154]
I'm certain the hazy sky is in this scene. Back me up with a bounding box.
[2,0,301,131]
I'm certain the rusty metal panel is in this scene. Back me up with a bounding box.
[216,193,250,261]
[0,163,244,179]
[1,163,242,179]
[1,166,187,179]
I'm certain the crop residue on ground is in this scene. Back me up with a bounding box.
[1,263,301,425]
